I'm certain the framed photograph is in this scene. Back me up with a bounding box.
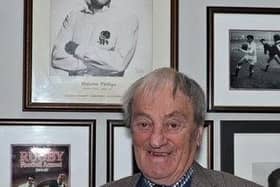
[106,120,134,182]
[106,120,213,182]
[207,7,280,112]
[220,120,280,186]
[0,119,95,187]
[23,0,178,112]
[196,120,213,169]
[12,144,70,187]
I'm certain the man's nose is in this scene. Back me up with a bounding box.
[149,126,167,148]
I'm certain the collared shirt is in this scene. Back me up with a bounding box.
[137,167,193,187]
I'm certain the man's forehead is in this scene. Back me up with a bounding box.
[134,88,190,106]
[135,81,187,98]
[133,90,193,118]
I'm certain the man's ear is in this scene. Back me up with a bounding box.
[195,126,204,147]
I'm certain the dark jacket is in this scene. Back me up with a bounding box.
[101,162,263,187]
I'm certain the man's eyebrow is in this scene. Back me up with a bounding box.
[132,112,150,118]
[164,111,188,119]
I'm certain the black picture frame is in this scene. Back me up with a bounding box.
[0,119,96,187]
[106,119,213,182]
[198,120,214,169]
[106,120,139,182]
[207,6,280,112]
[221,120,280,186]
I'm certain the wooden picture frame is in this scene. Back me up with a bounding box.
[23,0,178,112]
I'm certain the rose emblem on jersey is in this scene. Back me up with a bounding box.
[99,30,111,45]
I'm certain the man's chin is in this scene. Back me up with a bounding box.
[142,165,174,180]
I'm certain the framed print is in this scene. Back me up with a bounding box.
[207,7,280,112]
[106,120,213,182]
[196,120,213,169]
[106,120,134,182]
[23,0,178,112]
[221,120,280,186]
[12,144,70,187]
[0,119,95,187]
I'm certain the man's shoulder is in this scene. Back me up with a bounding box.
[106,8,139,26]
[101,173,141,187]
[192,162,263,187]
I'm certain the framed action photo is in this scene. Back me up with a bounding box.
[0,119,95,187]
[221,120,280,186]
[23,0,178,112]
[207,7,280,112]
[106,120,213,182]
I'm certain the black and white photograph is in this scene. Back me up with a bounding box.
[230,30,280,89]
[207,7,280,112]
[252,162,280,187]
[220,120,280,186]
[50,0,143,77]
[24,0,178,111]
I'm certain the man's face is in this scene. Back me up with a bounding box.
[247,37,253,43]
[57,174,65,184]
[131,83,203,185]
[27,177,34,185]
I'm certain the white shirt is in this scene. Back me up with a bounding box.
[52,6,139,76]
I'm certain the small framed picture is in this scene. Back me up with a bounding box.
[106,120,213,182]
[23,0,178,112]
[220,120,280,186]
[0,119,95,187]
[12,144,70,186]
[106,120,135,182]
[207,6,280,112]
[196,120,213,169]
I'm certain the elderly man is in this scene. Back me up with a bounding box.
[102,68,261,187]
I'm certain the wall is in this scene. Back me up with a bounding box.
[1,0,280,186]
[180,0,280,172]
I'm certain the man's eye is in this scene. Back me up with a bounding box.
[133,120,152,131]
[138,122,150,128]
[168,123,180,129]
[165,121,183,132]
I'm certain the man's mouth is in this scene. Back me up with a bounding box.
[148,151,171,157]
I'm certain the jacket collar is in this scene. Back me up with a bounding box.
[191,162,218,187]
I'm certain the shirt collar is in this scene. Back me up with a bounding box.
[143,167,193,187]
